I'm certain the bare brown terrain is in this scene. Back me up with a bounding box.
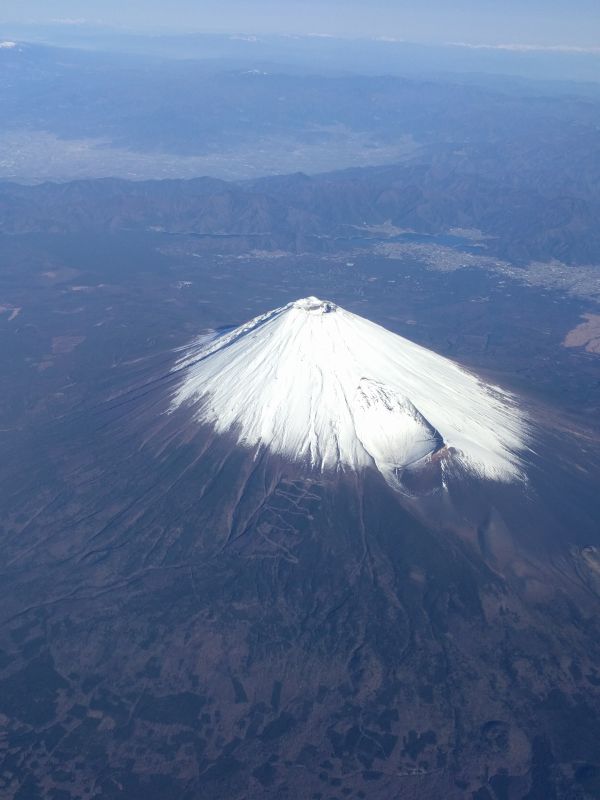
[564,313,600,354]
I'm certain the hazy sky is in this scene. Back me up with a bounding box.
[2,0,600,47]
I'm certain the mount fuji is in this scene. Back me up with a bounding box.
[170,297,527,487]
[2,296,599,800]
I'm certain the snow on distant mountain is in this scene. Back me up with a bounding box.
[170,297,528,485]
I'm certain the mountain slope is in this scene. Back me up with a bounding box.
[0,302,599,799]
[171,297,527,485]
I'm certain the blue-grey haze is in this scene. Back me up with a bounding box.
[2,0,599,47]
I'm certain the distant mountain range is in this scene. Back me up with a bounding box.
[1,151,599,266]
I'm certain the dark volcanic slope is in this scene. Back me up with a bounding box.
[1,342,600,800]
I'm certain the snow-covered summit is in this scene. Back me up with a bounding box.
[170,297,527,484]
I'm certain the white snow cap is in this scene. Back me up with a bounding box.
[171,297,527,484]
[0,42,17,49]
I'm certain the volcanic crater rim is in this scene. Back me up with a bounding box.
[292,296,337,313]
